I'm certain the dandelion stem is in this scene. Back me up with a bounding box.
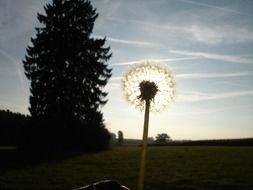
[138,100,150,190]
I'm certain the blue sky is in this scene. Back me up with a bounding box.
[0,0,253,140]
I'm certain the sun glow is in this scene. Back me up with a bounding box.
[122,61,176,112]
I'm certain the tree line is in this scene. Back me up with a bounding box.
[150,138,253,146]
[0,110,29,146]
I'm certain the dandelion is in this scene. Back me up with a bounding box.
[122,60,176,190]
[122,62,176,112]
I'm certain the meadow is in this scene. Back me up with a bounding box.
[0,146,253,190]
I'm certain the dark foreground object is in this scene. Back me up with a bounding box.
[73,180,130,190]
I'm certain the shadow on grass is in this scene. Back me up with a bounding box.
[0,147,84,175]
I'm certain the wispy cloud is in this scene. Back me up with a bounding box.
[0,49,25,89]
[178,0,249,16]
[107,37,155,46]
[179,90,253,102]
[109,77,121,82]
[93,35,156,47]
[172,104,253,116]
[172,106,226,116]
[186,24,253,44]
[111,57,200,66]
[110,71,252,82]
[170,50,253,64]
[176,71,253,80]
[108,17,182,33]
[214,80,251,89]
[111,60,142,66]
[108,18,253,45]
[150,57,200,63]
[94,0,121,28]
[0,0,43,42]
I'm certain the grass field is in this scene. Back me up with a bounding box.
[0,146,253,190]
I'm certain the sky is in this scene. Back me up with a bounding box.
[0,0,253,140]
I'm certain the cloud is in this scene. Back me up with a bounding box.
[0,0,45,42]
[110,71,252,82]
[178,0,249,16]
[108,17,182,33]
[93,0,122,28]
[178,90,253,102]
[176,71,253,80]
[0,49,25,90]
[186,24,253,44]
[108,16,253,45]
[93,35,156,47]
[110,57,200,66]
[107,37,155,46]
[172,104,253,116]
[109,77,121,82]
[111,60,142,66]
[172,106,226,116]
[170,50,253,64]
[214,80,251,89]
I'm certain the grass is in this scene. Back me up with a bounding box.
[0,146,253,190]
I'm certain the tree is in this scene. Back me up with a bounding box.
[22,0,112,151]
[155,133,171,144]
[118,131,124,145]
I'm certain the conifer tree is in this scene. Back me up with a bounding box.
[22,0,112,150]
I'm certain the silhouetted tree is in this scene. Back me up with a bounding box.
[118,131,124,145]
[110,133,116,143]
[155,133,171,144]
[0,109,28,146]
[21,0,112,151]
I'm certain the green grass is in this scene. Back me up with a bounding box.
[0,146,253,190]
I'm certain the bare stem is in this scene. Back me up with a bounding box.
[137,100,150,190]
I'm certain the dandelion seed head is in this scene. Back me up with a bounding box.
[122,61,176,112]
